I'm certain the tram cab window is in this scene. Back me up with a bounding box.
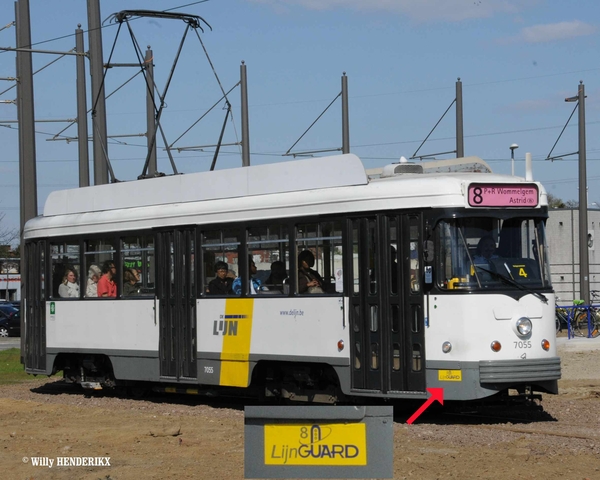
[296,221,343,294]
[50,241,80,299]
[247,225,289,294]
[201,229,239,295]
[121,235,155,296]
[436,217,551,291]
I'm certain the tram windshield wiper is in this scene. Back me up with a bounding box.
[475,265,548,304]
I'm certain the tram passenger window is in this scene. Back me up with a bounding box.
[121,235,155,296]
[201,229,239,295]
[296,221,343,294]
[247,225,289,295]
[50,241,80,299]
[84,239,117,298]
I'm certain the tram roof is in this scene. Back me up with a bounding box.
[43,153,369,217]
[25,154,547,238]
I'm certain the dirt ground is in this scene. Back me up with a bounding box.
[1,337,599,480]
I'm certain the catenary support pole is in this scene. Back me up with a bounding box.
[87,0,108,184]
[240,61,250,167]
[145,47,157,176]
[577,81,589,305]
[342,72,350,154]
[76,25,89,187]
[456,78,464,158]
[15,0,37,234]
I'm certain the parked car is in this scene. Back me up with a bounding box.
[0,309,20,337]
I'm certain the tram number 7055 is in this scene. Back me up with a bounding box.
[514,341,532,349]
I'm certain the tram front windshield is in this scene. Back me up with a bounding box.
[436,216,551,291]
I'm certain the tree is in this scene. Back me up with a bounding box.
[547,193,579,209]
[547,193,565,209]
[0,211,19,272]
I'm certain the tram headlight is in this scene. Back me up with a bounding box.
[516,317,532,336]
[490,341,502,352]
[442,341,452,353]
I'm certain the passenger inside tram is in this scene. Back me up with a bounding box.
[123,268,140,296]
[298,250,326,294]
[207,261,234,295]
[265,261,287,292]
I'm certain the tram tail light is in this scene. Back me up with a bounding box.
[541,339,550,351]
[490,341,502,352]
[337,340,344,351]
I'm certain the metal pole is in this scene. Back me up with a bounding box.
[76,25,89,187]
[15,0,37,235]
[87,0,108,185]
[577,81,589,305]
[342,72,350,154]
[455,77,464,158]
[145,47,157,176]
[240,61,250,167]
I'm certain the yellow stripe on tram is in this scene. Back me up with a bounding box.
[220,298,254,387]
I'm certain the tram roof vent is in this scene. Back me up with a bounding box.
[380,161,423,177]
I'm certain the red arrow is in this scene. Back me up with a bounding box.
[406,388,444,424]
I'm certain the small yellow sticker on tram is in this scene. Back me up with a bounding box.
[438,370,462,382]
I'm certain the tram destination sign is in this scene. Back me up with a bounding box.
[467,183,539,208]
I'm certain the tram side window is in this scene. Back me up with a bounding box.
[50,241,80,299]
[201,229,239,295]
[248,225,289,295]
[84,239,117,298]
[121,235,155,297]
[296,221,343,294]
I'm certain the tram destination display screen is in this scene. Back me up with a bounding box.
[467,183,539,207]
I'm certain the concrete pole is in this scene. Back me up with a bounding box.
[240,61,250,167]
[15,0,37,234]
[145,47,157,176]
[76,25,89,187]
[455,78,464,158]
[577,81,589,305]
[342,72,350,154]
[87,0,108,184]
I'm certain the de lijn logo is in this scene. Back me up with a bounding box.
[264,423,367,466]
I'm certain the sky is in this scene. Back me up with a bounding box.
[1,0,600,242]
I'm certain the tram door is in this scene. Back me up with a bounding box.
[24,241,46,372]
[156,229,197,381]
[349,214,426,394]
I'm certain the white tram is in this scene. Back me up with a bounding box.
[21,153,560,402]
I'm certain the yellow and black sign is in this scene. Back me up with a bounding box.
[438,370,462,382]
[264,423,367,466]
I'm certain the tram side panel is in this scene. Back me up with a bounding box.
[44,300,160,381]
[425,292,560,400]
[197,297,350,390]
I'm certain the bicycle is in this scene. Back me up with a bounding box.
[555,302,570,334]
[572,291,600,338]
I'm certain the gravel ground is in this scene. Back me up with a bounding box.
[0,337,599,479]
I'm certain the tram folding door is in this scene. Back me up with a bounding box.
[156,229,197,381]
[25,240,46,372]
[348,215,426,395]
